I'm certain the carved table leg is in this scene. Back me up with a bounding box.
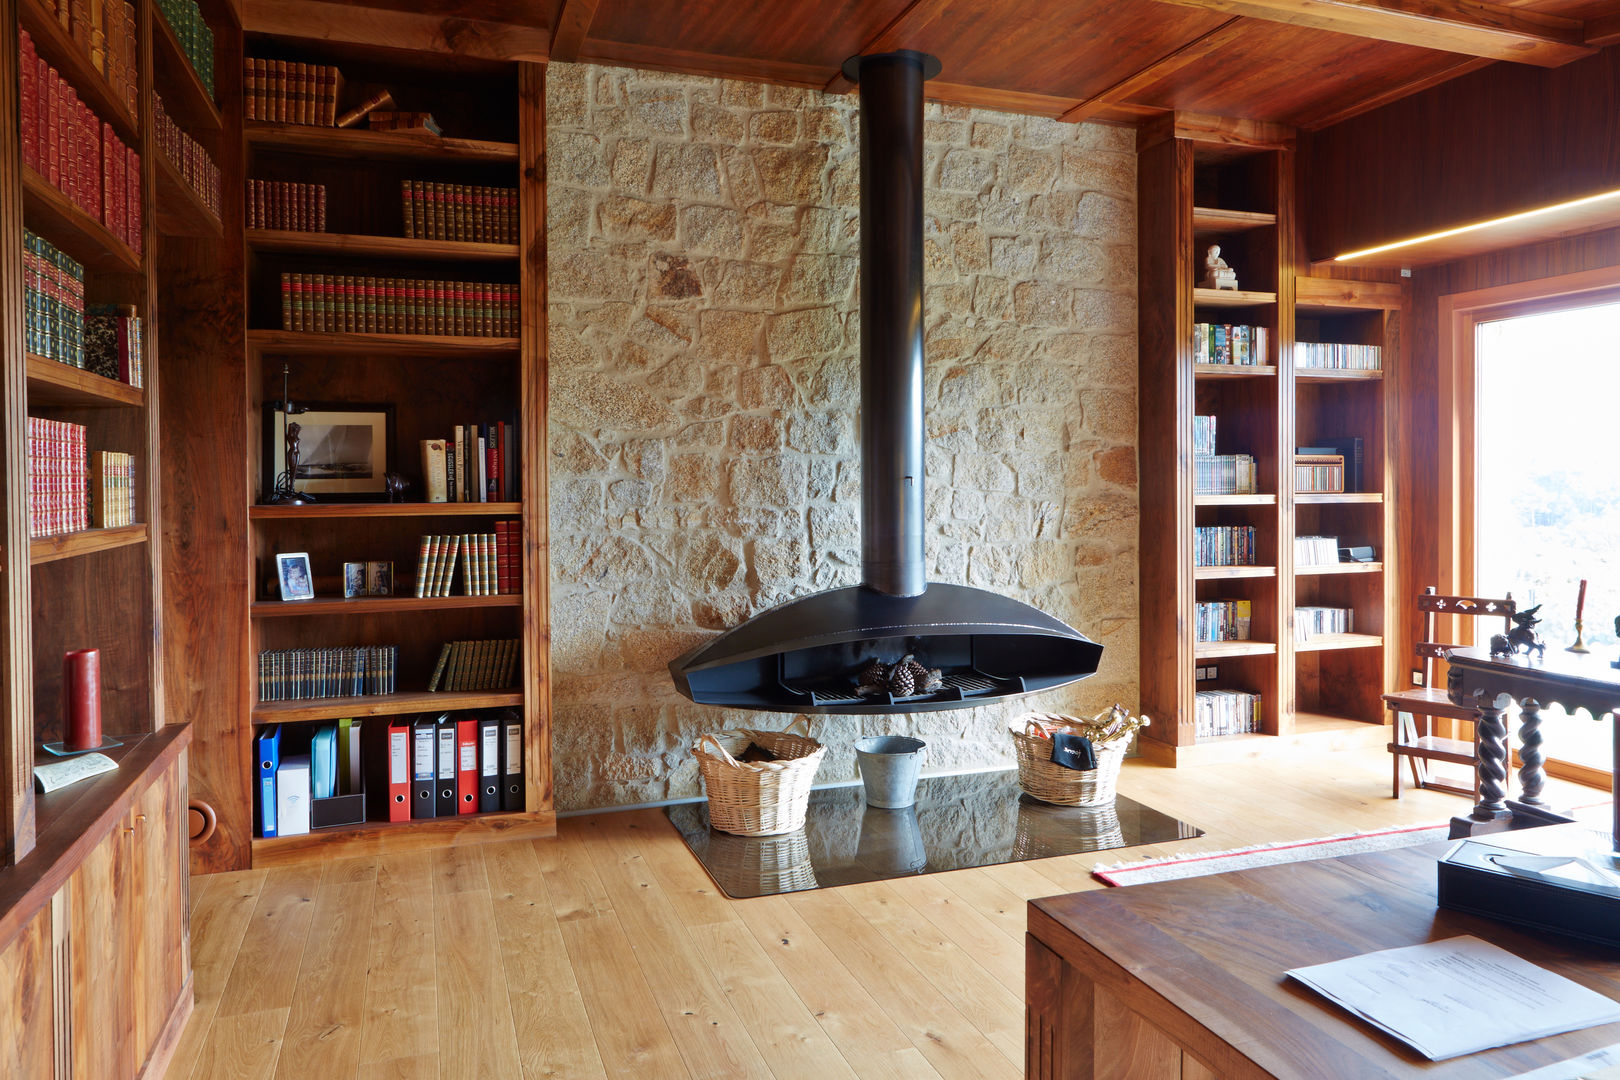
[1516,697,1548,807]
[1471,691,1513,821]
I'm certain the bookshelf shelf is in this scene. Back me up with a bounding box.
[1193,287,1277,308]
[250,502,522,521]
[245,229,519,261]
[1194,494,1277,507]
[246,121,519,163]
[1294,632,1383,653]
[17,0,139,144]
[151,6,222,136]
[1295,275,1403,313]
[25,354,144,407]
[251,689,524,724]
[1194,363,1276,379]
[1295,368,1383,382]
[1297,492,1383,505]
[29,523,149,565]
[1194,641,1277,659]
[154,150,224,239]
[21,167,142,275]
[1297,561,1384,576]
[251,595,522,618]
[246,329,519,358]
[1195,566,1276,580]
[1192,207,1276,233]
[249,808,554,866]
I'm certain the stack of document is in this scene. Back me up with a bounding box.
[1287,936,1620,1061]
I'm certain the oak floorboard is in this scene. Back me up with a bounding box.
[358,1054,439,1080]
[433,851,525,1080]
[213,864,324,1018]
[359,852,438,1068]
[932,869,1032,945]
[185,1006,291,1080]
[275,877,376,1079]
[881,873,1025,994]
[170,870,270,1080]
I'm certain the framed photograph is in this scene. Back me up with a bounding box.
[276,553,315,601]
[366,561,393,596]
[343,562,367,599]
[263,402,395,501]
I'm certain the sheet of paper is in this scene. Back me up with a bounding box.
[1287,935,1620,1061]
[1509,1042,1620,1079]
[33,752,118,793]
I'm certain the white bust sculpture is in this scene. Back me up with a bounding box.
[1204,244,1239,290]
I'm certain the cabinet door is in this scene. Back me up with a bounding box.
[131,761,186,1065]
[69,822,136,1080]
[0,903,56,1079]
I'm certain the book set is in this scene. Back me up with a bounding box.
[19,29,143,254]
[27,417,87,538]
[401,181,518,244]
[413,525,521,598]
[1195,524,1257,567]
[255,710,526,838]
[1299,437,1364,491]
[34,0,139,117]
[1296,341,1381,371]
[154,91,222,217]
[257,645,399,701]
[87,450,135,528]
[1296,606,1354,641]
[1193,689,1262,738]
[244,57,344,125]
[1193,415,1258,495]
[1295,453,1345,494]
[23,229,83,365]
[1193,322,1269,366]
[1196,599,1253,642]
[427,639,521,693]
[154,0,215,95]
[247,180,327,231]
[418,425,518,504]
[1295,534,1342,566]
[279,273,519,336]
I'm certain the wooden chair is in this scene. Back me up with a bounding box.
[1385,588,1516,799]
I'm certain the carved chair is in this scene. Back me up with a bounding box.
[1384,588,1516,799]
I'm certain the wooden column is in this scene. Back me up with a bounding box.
[0,0,36,864]
[518,61,553,816]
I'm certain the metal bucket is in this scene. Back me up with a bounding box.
[855,804,928,874]
[854,735,927,809]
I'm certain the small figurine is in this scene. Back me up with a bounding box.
[384,471,411,503]
[1490,604,1545,660]
[1203,244,1239,290]
[268,420,315,505]
[1612,615,1619,669]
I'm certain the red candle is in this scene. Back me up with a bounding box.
[1577,579,1588,623]
[63,649,101,752]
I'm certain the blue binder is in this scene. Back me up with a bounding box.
[311,724,337,799]
[256,724,281,838]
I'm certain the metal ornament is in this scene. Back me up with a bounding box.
[266,363,315,505]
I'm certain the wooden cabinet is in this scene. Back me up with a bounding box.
[1137,113,1401,765]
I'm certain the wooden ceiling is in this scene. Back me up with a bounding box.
[249,0,1620,130]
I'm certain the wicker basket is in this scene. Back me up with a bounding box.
[1011,712,1129,807]
[1012,802,1125,860]
[704,828,817,896]
[693,716,827,836]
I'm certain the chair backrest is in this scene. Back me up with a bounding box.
[1413,587,1516,686]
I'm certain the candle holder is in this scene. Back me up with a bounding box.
[1568,619,1591,654]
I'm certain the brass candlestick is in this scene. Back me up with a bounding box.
[1567,618,1590,654]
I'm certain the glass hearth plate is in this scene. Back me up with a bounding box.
[668,768,1203,898]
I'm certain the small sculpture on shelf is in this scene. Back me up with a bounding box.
[1203,244,1239,290]
[265,364,315,505]
[1489,605,1545,660]
[384,471,410,502]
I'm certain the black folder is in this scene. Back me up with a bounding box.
[435,713,459,818]
[411,716,437,819]
[500,709,524,812]
[478,713,502,813]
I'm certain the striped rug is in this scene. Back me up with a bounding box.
[1091,822,1454,887]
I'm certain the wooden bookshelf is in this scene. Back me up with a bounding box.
[250,502,522,520]
[1194,494,1277,507]
[154,147,224,238]
[1193,287,1277,308]
[1192,206,1275,233]
[1294,632,1383,653]
[25,354,144,407]
[29,524,150,565]
[246,328,519,358]
[150,4,222,135]
[251,595,522,617]
[246,229,519,261]
[1195,566,1276,580]
[1295,367,1383,382]
[250,808,553,868]
[246,121,519,163]
[252,689,524,724]
[21,167,142,274]
[1297,561,1383,576]
[1297,492,1383,505]
[1194,641,1278,659]
[1194,363,1276,378]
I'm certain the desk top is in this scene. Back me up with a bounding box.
[1030,826,1620,1079]
[1446,645,1620,702]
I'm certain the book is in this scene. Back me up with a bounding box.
[335,88,393,128]
[1294,453,1344,494]
[419,439,448,502]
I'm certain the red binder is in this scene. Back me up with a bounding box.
[386,718,411,822]
[456,717,478,814]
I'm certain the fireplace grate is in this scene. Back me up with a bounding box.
[782,670,1020,709]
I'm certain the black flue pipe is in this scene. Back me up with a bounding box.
[843,51,940,599]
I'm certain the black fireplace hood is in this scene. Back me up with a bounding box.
[669,51,1102,715]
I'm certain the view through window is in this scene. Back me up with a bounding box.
[1476,300,1619,773]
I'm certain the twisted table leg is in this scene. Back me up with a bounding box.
[1516,697,1548,806]
[1472,691,1512,820]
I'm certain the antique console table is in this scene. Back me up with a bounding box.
[1444,645,1620,850]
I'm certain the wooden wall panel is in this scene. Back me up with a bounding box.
[1301,48,1620,263]
[0,903,54,1080]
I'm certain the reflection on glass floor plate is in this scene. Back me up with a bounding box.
[667,768,1204,899]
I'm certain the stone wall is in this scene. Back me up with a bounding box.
[546,62,1139,812]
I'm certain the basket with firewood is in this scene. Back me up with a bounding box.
[692,716,826,836]
[1010,705,1149,807]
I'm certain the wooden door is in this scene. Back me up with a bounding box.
[131,761,186,1067]
[0,903,55,1078]
[69,821,136,1080]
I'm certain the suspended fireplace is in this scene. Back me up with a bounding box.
[669,51,1102,715]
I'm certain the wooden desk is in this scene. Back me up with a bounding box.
[1027,832,1620,1079]
[1444,645,1620,848]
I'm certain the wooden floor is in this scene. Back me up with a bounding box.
[169,746,1598,1080]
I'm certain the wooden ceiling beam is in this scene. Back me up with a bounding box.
[1586,12,1620,47]
[242,0,549,61]
[823,0,943,95]
[550,0,600,63]
[1150,0,1593,67]
[1296,55,1492,129]
[1059,18,1248,124]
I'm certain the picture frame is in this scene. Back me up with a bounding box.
[263,402,395,501]
[366,561,393,596]
[343,562,367,599]
[277,552,316,601]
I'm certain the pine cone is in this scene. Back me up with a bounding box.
[918,667,944,693]
[888,659,916,697]
[856,659,888,697]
